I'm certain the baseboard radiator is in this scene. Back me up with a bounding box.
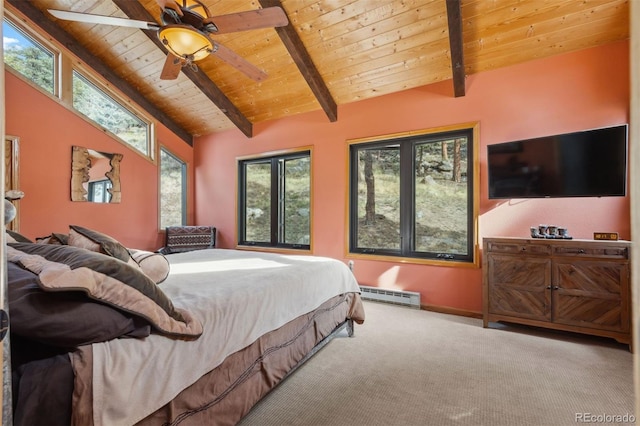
[358,285,421,309]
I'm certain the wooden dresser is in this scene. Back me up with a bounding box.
[482,237,631,346]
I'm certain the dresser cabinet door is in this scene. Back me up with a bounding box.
[552,260,629,332]
[487,254,551,321]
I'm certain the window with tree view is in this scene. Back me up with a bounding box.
[160,148,187,229]
[238,151,311,249]
[3,13,155,162]
[349,126,477,264]
[3,18,56,95]
[73,71,151,157]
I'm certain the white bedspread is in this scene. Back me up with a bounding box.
[90,249,361,426]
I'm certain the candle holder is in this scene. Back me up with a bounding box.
[531,224,572,239]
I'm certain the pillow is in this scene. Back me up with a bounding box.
[128,249,170,284]
[7,261,151,348]
[6,230,33,243]
[7,243,202,339]
[68,225,136,266]
[35,233,69,245]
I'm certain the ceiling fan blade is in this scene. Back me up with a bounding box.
[48,9,160,31]
[160,54,183,80]
[212,42,268,82]
[204,7,288,35]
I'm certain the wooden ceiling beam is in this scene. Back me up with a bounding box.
[6,0,194,146]
[112,0,253,138]
[259,0,337,122]
[445,0,466,97]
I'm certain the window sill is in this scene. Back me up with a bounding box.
[235,245,312,255]
[346,252,480,268]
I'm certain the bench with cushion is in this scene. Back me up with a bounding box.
[158,226,216,254]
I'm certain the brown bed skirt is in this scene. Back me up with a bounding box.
[71,292,364,426]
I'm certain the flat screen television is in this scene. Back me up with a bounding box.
[487,124,628,199]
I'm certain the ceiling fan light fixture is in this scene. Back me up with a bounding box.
[159,25,212,61]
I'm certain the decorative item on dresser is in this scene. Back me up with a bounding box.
[482,237,631,349]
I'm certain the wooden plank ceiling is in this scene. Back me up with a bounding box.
[6,0,630,142]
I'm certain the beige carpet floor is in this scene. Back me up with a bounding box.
[238,300,635,426]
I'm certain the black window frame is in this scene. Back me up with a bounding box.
[159,147,187,229]
[238,150,311,250]
[348,126,477,265]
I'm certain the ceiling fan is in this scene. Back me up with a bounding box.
[47,0,289,81]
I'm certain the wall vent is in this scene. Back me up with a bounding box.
[358,285,421,309]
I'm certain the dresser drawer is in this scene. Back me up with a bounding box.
[553,245,629,259]
[486,241,551,256]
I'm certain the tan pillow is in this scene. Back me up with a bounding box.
[36,233,69,245]
[68,225,138,268]
[6,230,33,243]
[128,249,170,284]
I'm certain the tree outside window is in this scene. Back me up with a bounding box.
[349,125,477,264]
[3,14,155,162]
[73,71,150,157]
[3,18,56,95]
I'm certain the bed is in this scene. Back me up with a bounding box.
[6,226,364,426]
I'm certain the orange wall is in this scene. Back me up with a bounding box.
[5,71,195,251]
[194,40,630,314]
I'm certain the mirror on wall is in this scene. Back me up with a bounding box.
[4,135,20,230]
[71,146,122,203]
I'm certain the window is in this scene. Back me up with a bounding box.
[348,124,478,264]
[73,71,151,157]
[88,179,112,203]
[160,148,187,229]
[3,12,156,162]
[238,150,311,250]
[2,17,57,95]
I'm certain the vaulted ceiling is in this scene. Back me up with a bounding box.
[6,0,630,145]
